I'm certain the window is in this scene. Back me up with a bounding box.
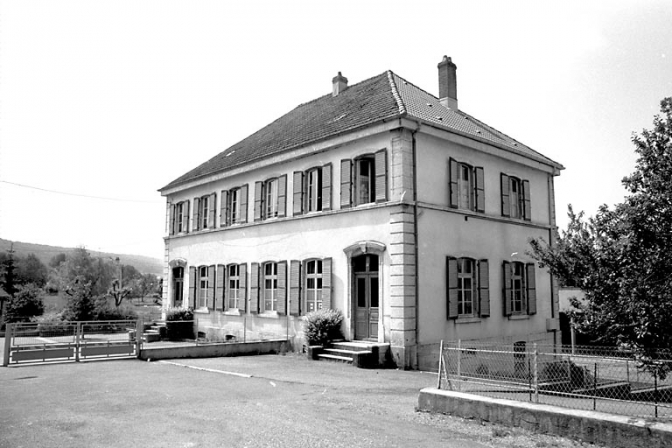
[220,185,249,227]
[254,176,287,221]
[305,259,323,313]
[263,262,278,312]
[503,261,536,316]
[188,265,214,310]
[228,264,241,310]
[230,188,240,223]
[307,168,323,212]
[501,174,530,220]
[293,165,332,216]
[340,150,387,208]
[194,193,216,230]
[169,200,190,235]
[449,159,484,212]
[198,266,209,309]
[446,257,490,318]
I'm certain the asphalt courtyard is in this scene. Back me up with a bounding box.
[0,348,599,448]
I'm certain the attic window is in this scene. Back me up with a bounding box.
[426,103,433,107]
[436,116,443,121]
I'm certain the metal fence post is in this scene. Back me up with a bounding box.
[437,340,444,389]
[75,322,81,362]
[655,372,659,418]
[593,363,597,411]
[456,339,461,379]
[533,343,539,403]
[3,323,13,367]
[135,317,143,358]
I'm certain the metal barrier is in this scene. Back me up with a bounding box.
[3,320,143,366]
[437,340,672,419]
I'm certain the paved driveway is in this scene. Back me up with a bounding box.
[0,352,595,447]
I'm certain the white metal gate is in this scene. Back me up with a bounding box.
[3,320,143,366]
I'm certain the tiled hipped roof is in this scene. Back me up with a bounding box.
[161,71,562,191]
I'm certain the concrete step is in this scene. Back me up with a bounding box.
[331,342,376,352]
[318,353,353,364]
[143,331,161,343]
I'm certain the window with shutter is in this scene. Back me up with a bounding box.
[305,259,323,313]
[289,260,301,316]
[526,263,536,314]
[374,149,387,202]
[306,168,323,212]
[193,197,201,231]
[239,184,248,224]
[262,262,278,312]
[227,264,240,310]
[216,264,225,311]
[502,174,531,221]
[340,159,352,208]
[220,190,229,227]
[188,266,196,309]
[355,156,375,205]
[250,262,259,314]
[446,257,458,319]
[293,171,304,216]
[238,263,247,312]
[478,259,490,317]
[449,159,483,212]
[322,258,332,310]
[322,163,332,211]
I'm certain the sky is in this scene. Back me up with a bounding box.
[1,0,671,260]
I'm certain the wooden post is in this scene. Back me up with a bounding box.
[75,322,81,362]
[437,340,444,389]
[3,323,13,366]
[136,318,143,358]
[533,343,539,403]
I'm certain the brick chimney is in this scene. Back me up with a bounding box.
[332,72,348,97]
[438,56,458,110]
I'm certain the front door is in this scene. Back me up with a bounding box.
[354,254,379,341]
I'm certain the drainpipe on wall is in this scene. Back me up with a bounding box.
[411,121,421,370]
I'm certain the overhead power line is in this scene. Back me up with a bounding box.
[0,180,161,204]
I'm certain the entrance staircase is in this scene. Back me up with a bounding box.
[141,322,166,343]
[314,341,390,368]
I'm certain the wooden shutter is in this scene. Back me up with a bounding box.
[250,262,259,314]
[478,259,490,317]
[375,149,387,202]
[182,200,190,233]
[502,261,512,316]
[220,190,229,227]
[340,159,352,208]
[239,263,247,313]
[277,175,287,218]
[500,174,510,217]
[293,171,304,216]
[239,184,249,224]
[193,197,201,231]
[277,261,287,315]
[289,260,301,316]
[208,265,216,309]
[208,193,216,229]
[526,263,537,315]
[188,266,196,309]
[169,204,176,235]
[254,181,263,221]
[446,257,458,319]
[449,158,458,208]
[322,258,332,309]
[216,264,225,311]
[522,180,531,221]
[322,163,332,211]
[475,167,485,213]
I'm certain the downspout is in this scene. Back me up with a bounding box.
[411,122,421,369]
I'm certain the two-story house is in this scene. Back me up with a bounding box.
[159,56,564,370]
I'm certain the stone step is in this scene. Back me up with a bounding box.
[143,332,161,343]
[318,353,353,364]
[331,342,377,352]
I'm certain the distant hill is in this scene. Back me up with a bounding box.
[0,238,163,276]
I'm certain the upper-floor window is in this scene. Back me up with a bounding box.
[194,193,216,231]
[220,185,249,227]
[501,174,530,221]
[449,159,484,212]
[503,261,536,316]
[169,200,190,235]
[340,149,387,208]
[293,165,332,216]
[446,256,490,318]
[254,175,287,221]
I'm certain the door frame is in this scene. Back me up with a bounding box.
[343,241,386,342]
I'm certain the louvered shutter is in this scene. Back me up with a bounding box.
[475,167,485,213]
[449,159,458,208]
[182,201,190,233]
[239,184,249,224]
[500,174,510,217]
[289,260,301,316]
[193,197,201,231]
[276,261,287,315]
[216,264,225,311]
[239,263,247,312]
[169,204,176,235]
[522,180,531,221]
[340,159,352,208]
[208,193,216,229]
[322,258,332,309]
[293,171,304,216]
[503,261,512,316]
[374,149,387,202]
[254,182,263,221]
[208,265,216,309]
[446,257,458,319]
[526,263,537,315]
[220,190,229,228]
[478,259,490,317]
[188,266,196,309]
[277,175,287,218]
[250,262,259,314]
[322,163,332,211]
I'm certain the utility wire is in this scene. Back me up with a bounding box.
[0,180,161,204]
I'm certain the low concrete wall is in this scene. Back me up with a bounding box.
[417,388,672,448]
[139,339,288,361]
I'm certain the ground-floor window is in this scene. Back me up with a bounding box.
[305,259,323,313]
[263,262,278,311]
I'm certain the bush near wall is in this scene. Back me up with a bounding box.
[304,309,343,346]
[165,307,194,341]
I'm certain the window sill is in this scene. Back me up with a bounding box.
[193,308,210,314]
[455,316,482,324]
[508,314,530,321]
[224,309,242,316]
[258,311,280,319]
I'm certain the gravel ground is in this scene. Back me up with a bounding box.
[0,352,605,447]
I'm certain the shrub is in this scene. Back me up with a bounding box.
[165,307,194,341]
[304,308,343,346]
[92,302,138,321]
[34,312,70,336]
[5,284,44,323]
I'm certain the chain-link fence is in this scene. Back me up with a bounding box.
[437,340,672,419]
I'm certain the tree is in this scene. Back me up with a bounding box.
[530,97,672,377]
[108,280,132,308]
[62,277,95,321]
[1,246,17,297]
[134,273,159,302]
[16,253,49,287]
[57,248,115,296]
[5,284,44,323]
[48,253,67,268]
